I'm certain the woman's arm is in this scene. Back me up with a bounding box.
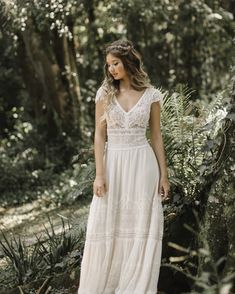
[93,96,107,197]
[149,101,170,199]
[94,99,107,176]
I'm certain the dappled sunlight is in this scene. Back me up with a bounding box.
[0,199,90,247]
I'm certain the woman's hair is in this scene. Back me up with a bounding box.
[98,39,152,122]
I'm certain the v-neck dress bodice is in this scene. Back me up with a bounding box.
[95,86,163,150]
[78,85,165,294]
[114,87,148,114]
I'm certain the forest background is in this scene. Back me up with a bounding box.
[0,0,235,293]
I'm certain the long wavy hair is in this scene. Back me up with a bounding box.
[98,39,152,123]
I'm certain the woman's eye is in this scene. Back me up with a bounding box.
[107,62,118,68]
[107,63,118,67]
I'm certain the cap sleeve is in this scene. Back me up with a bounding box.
[95,86,107,103]
[150,87,164,107]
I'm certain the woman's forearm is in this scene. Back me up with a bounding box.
[94,132,106,177]
[150,134,168,178]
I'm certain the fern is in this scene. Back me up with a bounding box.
[161,84,227,199]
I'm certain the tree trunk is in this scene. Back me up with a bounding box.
[19,16,82,139]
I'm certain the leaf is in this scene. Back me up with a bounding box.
[220,283,233,294]
[54,261,65,269]
[167,242,190,253]
[198,248,210,256]
[169,255,189,262]
[215,256,227,267]
[221,272,235,283]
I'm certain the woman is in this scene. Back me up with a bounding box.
[78,39,170,293]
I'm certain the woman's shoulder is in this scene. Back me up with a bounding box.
[147,85,165,105]
[95,85,108,103]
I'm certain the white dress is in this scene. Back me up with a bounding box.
[78,86,164,294]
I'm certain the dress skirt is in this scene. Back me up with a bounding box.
[78,141,164,294]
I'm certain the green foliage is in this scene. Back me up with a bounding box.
[62,151,95,205]
[162,212,235,294]
[158,80,235,293]
[0,0,234,205]
[37,216,84,273]
[0,231,44,285]
[161,83,229,202]
[0,0,234,139]
[0,128,94,208]
[107,0,234,97]
[0,216,85,288]
[0,102,83,206]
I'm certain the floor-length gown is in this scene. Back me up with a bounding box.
[78,86,164,294]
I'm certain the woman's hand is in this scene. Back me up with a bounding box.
[93,175,107,197]
[159,176,170,201]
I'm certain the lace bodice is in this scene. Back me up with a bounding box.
[95,86,164,149]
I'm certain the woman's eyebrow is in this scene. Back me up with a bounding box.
[106,59,119,64]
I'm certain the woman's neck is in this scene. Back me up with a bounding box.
[119,77,132,91]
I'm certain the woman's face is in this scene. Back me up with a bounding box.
[106,53,127,80]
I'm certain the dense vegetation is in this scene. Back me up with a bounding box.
[0,0,234,293]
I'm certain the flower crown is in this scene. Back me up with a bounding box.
[109,44,133,52]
